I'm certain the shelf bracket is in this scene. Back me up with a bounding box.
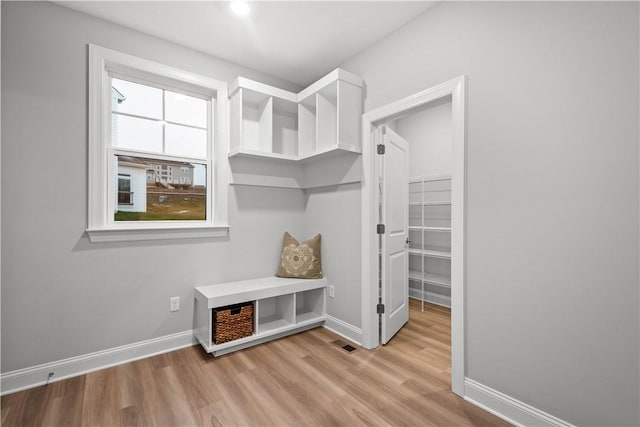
[377,224,385,234]
[377,144,385,155]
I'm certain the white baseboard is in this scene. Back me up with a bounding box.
[464,378,575,427]
[1,330,196,396]
[324,315,362,346]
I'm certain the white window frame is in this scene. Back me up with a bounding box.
[87,45,230,242]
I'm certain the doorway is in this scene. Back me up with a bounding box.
[360,76,467,396]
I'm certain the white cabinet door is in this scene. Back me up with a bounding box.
[380,126,410,344]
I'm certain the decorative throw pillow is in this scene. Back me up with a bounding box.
[276,232,322,279]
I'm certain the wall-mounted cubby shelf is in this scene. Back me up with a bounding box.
[230,77,299,160]
[228,69,363,189]
[194,276,326,356]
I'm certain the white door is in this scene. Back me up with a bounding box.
[379,126,410,344]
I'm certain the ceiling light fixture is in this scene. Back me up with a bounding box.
[230,1,250,16]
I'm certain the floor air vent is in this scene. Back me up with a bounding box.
[332,339,358,353]
[342,344,357,353]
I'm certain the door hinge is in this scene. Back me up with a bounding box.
[377,144,385,155]
[377,303,385,314]
[377,224,385,234]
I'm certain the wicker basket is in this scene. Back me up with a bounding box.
[212,302,254,344]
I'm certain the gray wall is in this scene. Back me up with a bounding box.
[304,183,362,328]
[342,2,639,425]
[394,100,452,178]
[1,2,306,372]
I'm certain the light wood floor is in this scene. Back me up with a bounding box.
[2,299,511,426]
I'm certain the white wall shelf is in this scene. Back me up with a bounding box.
[228,148,298,162]
[408,270,451,288]
[229,143,361,163]
[297,143,361,162]
[230,83,298,158]
[409,248,452,259]
[408,176,453,310]
[408,226,451,232]
[228,68,363,189]
[409,201,452,206]
[195,276,326,356]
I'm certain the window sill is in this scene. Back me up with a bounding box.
[87,225,230,243]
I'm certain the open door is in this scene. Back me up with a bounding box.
[379,126,410,344]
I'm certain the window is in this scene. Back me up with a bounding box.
[117,174,132,205]
[88,45,229,242]
[110,77,207,221]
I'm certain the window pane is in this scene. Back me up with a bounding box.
[117,175,132,205]
[112,114,163,152]
[114,155,206,222]
[112,78,162,119]
[165,124,207,159]
[165,91,207,128]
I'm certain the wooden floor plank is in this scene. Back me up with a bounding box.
[1,300,511,427]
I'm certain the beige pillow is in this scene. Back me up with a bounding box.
[276,232,322,279]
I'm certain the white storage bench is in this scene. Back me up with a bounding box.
[194,276,327,356]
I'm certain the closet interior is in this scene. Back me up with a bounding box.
[409,176,451,310]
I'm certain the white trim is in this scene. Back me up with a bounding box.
[464,378,576,427]
[297,68,363,102]
[230,76,297,102]
[88,44,230,241]
[112,147,208,165]
[1,330,195,396]
[87,225,229,242]
[360,76,467,397]
[323,315,363,346]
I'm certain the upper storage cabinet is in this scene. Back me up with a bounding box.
[230,78,299,160]
[229,69,363,162]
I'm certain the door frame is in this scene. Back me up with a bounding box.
[360,76,467,396]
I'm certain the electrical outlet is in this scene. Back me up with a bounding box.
[170,296,180,312]
[329,285,335,298]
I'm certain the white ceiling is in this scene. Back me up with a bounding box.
[56,1,436,86]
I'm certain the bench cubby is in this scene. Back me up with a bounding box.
[195,276,326,356]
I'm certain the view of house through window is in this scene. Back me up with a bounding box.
[111,78,209,221]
